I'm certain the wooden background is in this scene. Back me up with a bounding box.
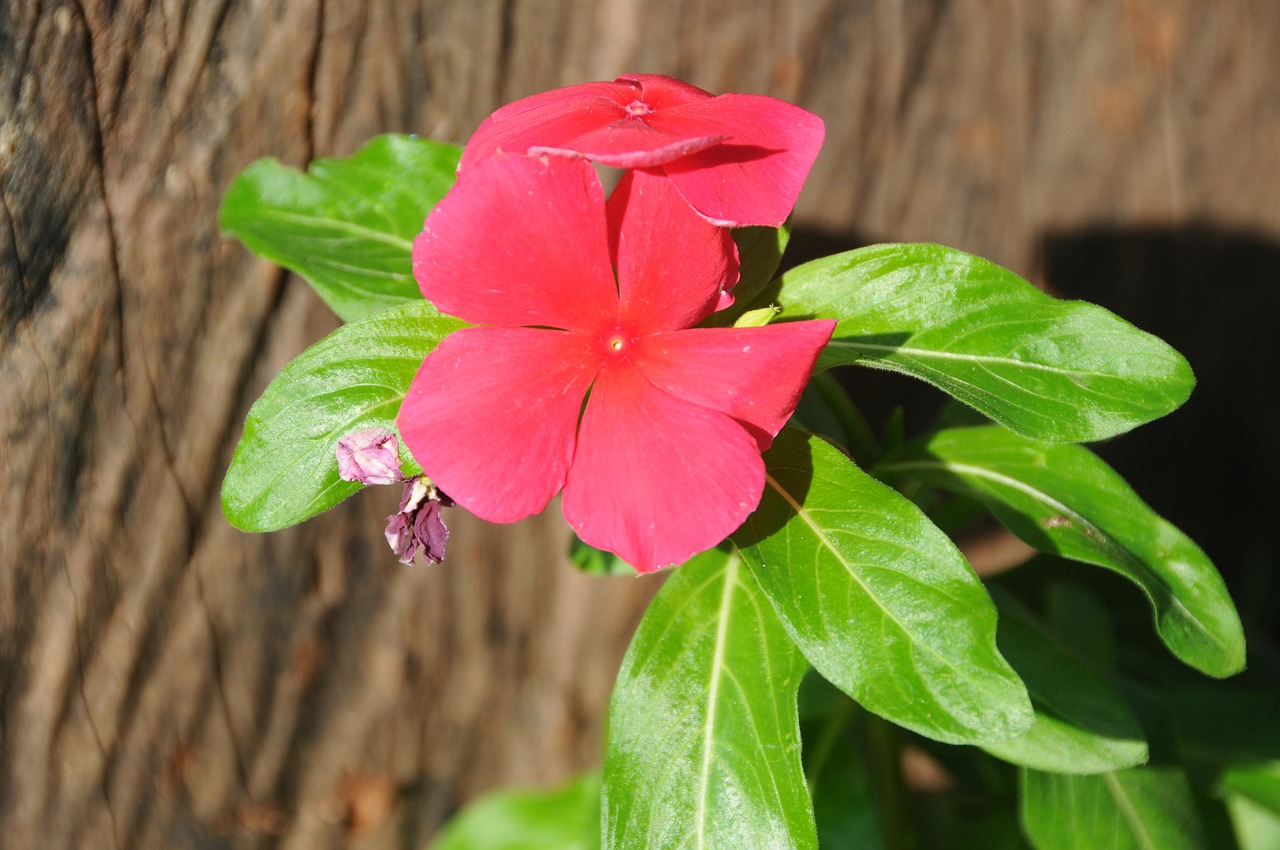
[2,1,1277,847]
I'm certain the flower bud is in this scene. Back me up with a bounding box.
[336,428,403,485]
[384,476,451,565]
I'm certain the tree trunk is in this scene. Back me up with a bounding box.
[2,1,1276,848]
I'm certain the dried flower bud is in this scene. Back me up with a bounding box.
[336,428,402,485]
[384,476,451,565]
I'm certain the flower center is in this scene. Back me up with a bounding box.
[625,99,653,117]
[600,327,636,360]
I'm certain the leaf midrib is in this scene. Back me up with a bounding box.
[829,340,1135,379]
[1102,773,1160,850]
[764,470,979,686]
[693,552,739,850]
[239,208,415,252]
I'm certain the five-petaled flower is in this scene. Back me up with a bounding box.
[458,74,825,228]
[397,154,834,572]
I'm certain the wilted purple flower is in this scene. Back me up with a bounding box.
[336,427,403,485]
[385,476,451,565]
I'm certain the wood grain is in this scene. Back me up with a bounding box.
[2,1,1277,847]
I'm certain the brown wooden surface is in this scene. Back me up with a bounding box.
[2,1,1278,847]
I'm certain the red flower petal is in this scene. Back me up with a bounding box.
[631,321,836,448]
[412,154,617,332]
[397,326,601,524]
[463,76,730,169]
[619,74,714,109]
[654,94,826,226]
[561,363,765,572]
[605,169,739,334]
[458,81,635,171]
[529,132,728,169]
[543,74,724,167]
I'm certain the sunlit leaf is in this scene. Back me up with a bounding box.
[768,244,1193,442]
[222,300,464,531]
[431,773,600,850]
[220,134,460,320]
[733,427,1032,745]
[603,547,815,849]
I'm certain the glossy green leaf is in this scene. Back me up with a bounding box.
[982,593,1147,774]
[219,134,461,320]
[222,300,464,531]
[733,427,1033,745]
[603,547,815,850]
[1020,767,1210,850]
[702,222,791,328]
[431,773,600,850]
[767,243,1194,442]
[877,426,1245,678]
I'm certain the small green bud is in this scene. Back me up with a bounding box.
[732,305,782,328]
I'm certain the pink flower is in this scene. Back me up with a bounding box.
[397,154,834,572]
[459,74,825,228]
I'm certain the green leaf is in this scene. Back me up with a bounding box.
[219,134,461,320]
[733,427,1033,745]
[702,223,791,327]
[602,547,816,850]
[222,300,464,531]
[876,426,1245,678]
[1227,791,1280,850]
[982,593,1148,774]
[767,243,1194,442]
[1020,767,1211,850]
[1225,763,1280,815]
[430,773,600,850]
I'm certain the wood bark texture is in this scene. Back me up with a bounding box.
[2,1,1277,848]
